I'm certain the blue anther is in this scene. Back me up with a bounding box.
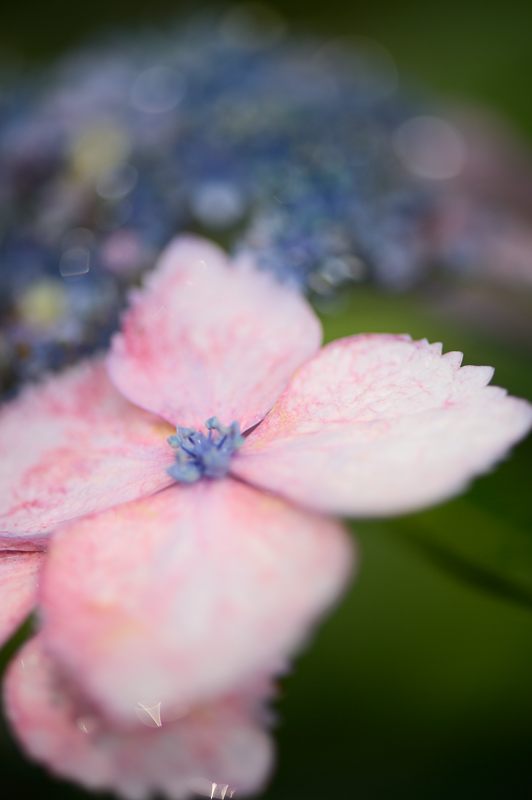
[166,417,244,484]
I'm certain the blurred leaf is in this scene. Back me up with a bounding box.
[0,615,34,676]
[390,485,532,609]
[397,521,532,611]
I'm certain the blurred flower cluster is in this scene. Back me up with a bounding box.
[0,6,447,395]
[2,4,532,398]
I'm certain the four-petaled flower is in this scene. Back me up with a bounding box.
[0,236,530,798]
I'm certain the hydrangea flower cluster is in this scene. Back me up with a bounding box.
[0,7,461,396]
[0,236,530,797]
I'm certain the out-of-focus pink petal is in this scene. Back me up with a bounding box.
[0,552,42,646]
[233,335,532,515]
[5,637,273,800]
[0,358,175,540]
[40,480,353,723]
[107,236,322,431]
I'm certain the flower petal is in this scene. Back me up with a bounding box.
[107,236,322,430]
[5,637,273,800]
[40,480,353,722]
[0,358,175,540]
[0,552,42,646]
[233,335,532,515]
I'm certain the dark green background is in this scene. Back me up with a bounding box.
[1,2,532,798]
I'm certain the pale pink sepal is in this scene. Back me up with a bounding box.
[107,236,322,431]
[5,637,273,800]
[234,335,532,516]
[0,358,175,540]
[40,479,353,723]
[0,552,43,646]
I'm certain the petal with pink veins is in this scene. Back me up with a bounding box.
[0,358,176,541]
[40,479,353,723]
[233,335,532,516]
[0,552,43,646]
[5,636,273,800]
[107,236,322,431]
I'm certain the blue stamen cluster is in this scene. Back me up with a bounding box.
[167,417,244,484]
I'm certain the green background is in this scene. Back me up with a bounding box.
[1,1,532,797]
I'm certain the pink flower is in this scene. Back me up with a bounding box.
[0,235,531,796]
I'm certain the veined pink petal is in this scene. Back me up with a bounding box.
[5,637,273,800]
[0,358,175,540]
[40,479,353,723]
[107,236,322,431]
[233,335,532,516]
[0,552,42,646]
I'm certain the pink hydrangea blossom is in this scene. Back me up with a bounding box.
[0,235,531,797]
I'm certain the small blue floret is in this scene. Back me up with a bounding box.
[167,417,245,484]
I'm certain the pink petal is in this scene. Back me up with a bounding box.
[5,637,273,799]
[107,236,322,431]
[0,358,176,540]
[233,335,532,515]
[40,479,353,723]
[0,552,43,646]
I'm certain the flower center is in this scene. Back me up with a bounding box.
[166,417,244,484]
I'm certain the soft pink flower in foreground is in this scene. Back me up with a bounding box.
[0,235,531,797]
